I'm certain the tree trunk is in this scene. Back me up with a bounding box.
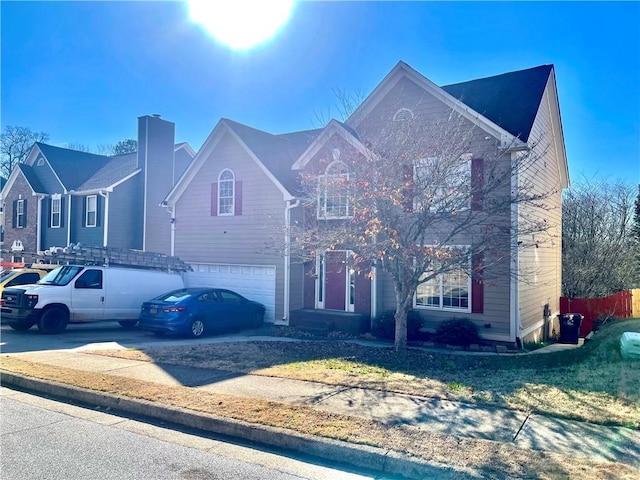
[393,286,412,352]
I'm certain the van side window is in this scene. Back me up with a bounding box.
[75,270,103,289]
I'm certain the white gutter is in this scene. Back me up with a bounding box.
[370,262,377,321]
[98,191,109,247]
[283,198,299,323]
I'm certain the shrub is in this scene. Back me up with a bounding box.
[433,318,480,346]
[371,310,425,341]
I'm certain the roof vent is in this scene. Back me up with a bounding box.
[152,114,162,118]
[393,108,414,122]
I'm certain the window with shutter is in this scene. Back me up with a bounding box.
[51,195,61,228]
[218,169,235,215]
[86,195,97,227]
[414,246,471,313]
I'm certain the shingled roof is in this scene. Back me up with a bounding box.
[77,152,138,191]
[36,143,111,191]
[223,119,321,193]
[18,164,47,194]
[442,65,553,142]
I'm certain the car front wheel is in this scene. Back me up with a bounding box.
[187,319,205,338]
[38,307,69,334]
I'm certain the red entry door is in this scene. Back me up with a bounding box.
[324,251,347,310]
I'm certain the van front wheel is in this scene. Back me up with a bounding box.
[38,307,69,334]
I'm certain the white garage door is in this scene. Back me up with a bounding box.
[185,264,276,323]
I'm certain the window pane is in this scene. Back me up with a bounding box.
[416,274,440,307]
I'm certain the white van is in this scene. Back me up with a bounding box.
[1,265,184,334]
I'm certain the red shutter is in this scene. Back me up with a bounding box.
[402,164,414,212]
[211,183,218,216]
[234,180,242,216]
[471,158,484,211]
[471,252,484,314]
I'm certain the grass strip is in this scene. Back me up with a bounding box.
[1,356,637,480]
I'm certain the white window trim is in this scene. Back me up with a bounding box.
[86,195,97,228]
[16,199,25,228]
[413,154,473,212]
[317,160,350,220]
[51,194,61,229]
[218,169,235,216]
[413,245,472,313]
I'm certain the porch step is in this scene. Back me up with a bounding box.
[290,309,370,335]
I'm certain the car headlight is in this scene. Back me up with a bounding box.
[25,294,39,308]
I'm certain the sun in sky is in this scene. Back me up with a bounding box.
[188,0,295,50]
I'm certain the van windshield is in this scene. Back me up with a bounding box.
[38,266,84,286]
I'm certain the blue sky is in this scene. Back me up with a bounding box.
[2,1,639,184]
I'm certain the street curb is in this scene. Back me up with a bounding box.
[0,370,481,479]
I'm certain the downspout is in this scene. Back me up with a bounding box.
[98,191,109,247]
[510,151,521,347]
[66,192,73,246]
[166,205,176,257]
[283,198,299,323]
[35,194,44,252]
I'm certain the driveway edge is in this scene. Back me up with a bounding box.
[0,370,481,479]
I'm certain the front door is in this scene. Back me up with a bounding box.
[318,251,354,312]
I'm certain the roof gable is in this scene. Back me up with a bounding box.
[292,119,370,170]
[35,143,111,191]
[442,65,553,142]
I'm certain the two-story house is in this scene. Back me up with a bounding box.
[164,61,568,346]
[0,115,194,259]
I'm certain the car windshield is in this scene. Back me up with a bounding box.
[0,271,16,282]
[38,266,84,286]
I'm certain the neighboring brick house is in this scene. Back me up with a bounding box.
[0,115,194,260]
[164,61,568,345]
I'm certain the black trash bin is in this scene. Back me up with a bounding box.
[557,313,583,344]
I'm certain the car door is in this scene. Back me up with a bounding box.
[70,269,105,321]
[216,290,252,330]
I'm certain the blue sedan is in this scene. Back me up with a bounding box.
[139,288,265,338]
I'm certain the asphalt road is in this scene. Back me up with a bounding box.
[1,388,390,480]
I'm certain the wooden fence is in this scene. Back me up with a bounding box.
[633,289,640,318]
[560,290,634,337]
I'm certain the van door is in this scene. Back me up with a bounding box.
[70,268,105,321]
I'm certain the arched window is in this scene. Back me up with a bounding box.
[319,161,349,219]
[218,169,235,215]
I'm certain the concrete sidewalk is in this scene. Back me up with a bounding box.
[1,344,639,478]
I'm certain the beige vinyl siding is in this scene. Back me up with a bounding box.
[517,78,563,341]
[174,132,288,320]
[356,75,513,339]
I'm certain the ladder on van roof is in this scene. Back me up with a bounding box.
[2,244,193,273]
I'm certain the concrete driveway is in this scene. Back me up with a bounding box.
[0,322,275,354]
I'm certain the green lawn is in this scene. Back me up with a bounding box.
[98,318,640,427]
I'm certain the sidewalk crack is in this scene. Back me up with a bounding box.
[311,386,350,406]
[512,410,533,442]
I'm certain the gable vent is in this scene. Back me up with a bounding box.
[393,108,414,122]
[37,157,45,166]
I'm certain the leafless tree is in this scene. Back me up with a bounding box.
[562,178,640,297]
[289,110,554,351]
[313,88,366,127]
[0,126,49,177]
